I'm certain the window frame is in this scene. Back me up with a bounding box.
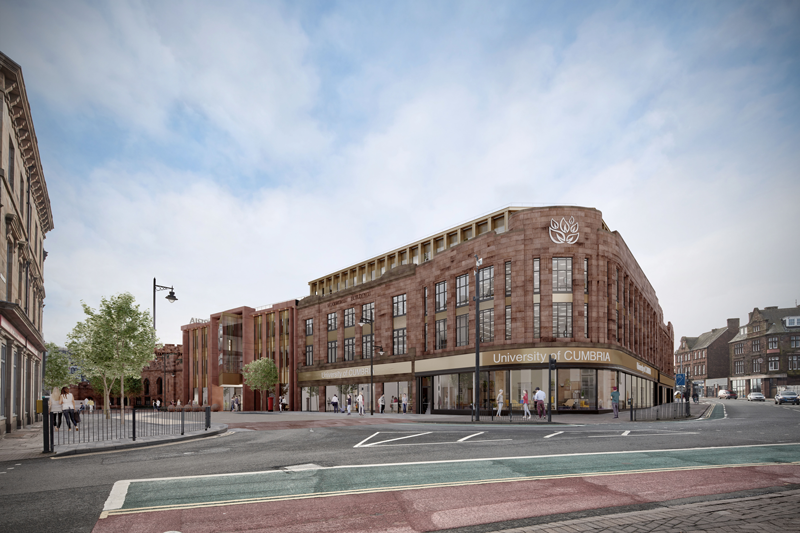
[435,281,447,312]
[456,274,469,307]
[456,314,469,347]
[435,318,447,350]
[552,257,573,293]
[327,340,338,363]
[393,328,407,355]
[478,265,494,300]
[327,312,337,332]
[392,294,407,317]
[344,308,355,328]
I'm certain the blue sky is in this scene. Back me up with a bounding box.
[1,0,798,347]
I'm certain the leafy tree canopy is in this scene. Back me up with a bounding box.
[242,357,279,394]
[44,342,80,391]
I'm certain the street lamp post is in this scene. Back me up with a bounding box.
[474,254,482,421]
[153,278,177,407]
[358,313,383,416]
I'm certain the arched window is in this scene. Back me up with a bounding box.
[144,379,150,395]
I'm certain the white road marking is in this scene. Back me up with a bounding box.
[102,441,800,512]
[353,432,380,448]
[361,439,513,448]
[457,432,485,442]
[543,431,563,439]
[360,432,432,447]
[588,432,699,438]
[622,430,630,436]
[103,480,131,511]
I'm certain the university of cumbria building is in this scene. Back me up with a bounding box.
[181,206,675,414]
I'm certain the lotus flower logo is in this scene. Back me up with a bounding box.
[549,217,579,244]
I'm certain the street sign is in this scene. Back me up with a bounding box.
[676,373,686,387]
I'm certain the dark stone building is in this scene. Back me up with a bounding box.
[674,318,739,398]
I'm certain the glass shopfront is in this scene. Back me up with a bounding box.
[429,367,654,413]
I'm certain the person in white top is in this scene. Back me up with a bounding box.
[496,389,504,417]
[331,394,339,413]
[60,386,78,431]
[356,393,364,416]
[50,387,63,430]
[533,387,547,419]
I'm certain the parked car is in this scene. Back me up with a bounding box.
[775,390,800,405]
[718,389,737,399]
[747,392,765,402]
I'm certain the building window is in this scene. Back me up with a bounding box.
[362,334,373,359]
[505,306,511,340]
[456,314,469,347]
[393,328,407,355]
[435,281,447,312]
[553,302,572,338]
[0,343,5,418]
[792,336,800,349]
[435,319,447,349]
[362,302,374,322]
[734,360,744,374]
[456,274,469,307]
[734,343,744,355]
[789,355,800,371]
[753,324,761,332]
[423,287,428,316]
[305,345,313,366]
[752,339,761,352]
[534,303,540,338]
[768,337,778,350]
[327,312,337,331]
[305,319,313,336]
[393,294,407,317]
[478,265,494,300]
[424,322,428,352]
[344,338,355,361]
[344,308,355,328]
[584,258,588,294]
[327,341,338,363]
[616,309,620,341]
[533,259,540,294]
[479,308,494,342]
[753,359,761,373]
[552,258,572,293]
[584,303,588,338]
[505,261,511,297]
[768,356,779,371]
[615,268,620,302]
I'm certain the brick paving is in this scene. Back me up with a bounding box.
[496,488,800,532]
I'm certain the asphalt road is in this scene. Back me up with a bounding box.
[2,399,799,532]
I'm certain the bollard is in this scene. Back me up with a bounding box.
[181,408,185,435]
[205,406,211,430]
[42,398,51,453]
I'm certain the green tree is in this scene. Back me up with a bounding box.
[242,357,279,411]
[67,293,158,417]
[44,342,80,392]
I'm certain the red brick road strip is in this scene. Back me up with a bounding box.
[92,464,800,532]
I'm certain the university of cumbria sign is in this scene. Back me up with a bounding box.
[549,216,579,244]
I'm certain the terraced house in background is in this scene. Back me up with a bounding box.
[728,306,800,399]
[0,52,54,436]
[298,206,675,415]
[674,318,739,399]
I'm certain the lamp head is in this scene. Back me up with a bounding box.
[166,290,178,303]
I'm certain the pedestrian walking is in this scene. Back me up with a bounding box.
[357,392,364,416]
[611,387,620,418]
[50,387,63,431]
[496,389,504,417]
[347,394,352,415]
[60,386,78,431]
[522,389,532,420]
[401,393,408,414]
[534,387,546,419]
[379,394,385,414]
[331,394,339,413]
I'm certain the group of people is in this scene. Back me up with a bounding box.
[330,392,408,415]
[230,395,241,412]
[512,388,547,420]
[49,386,80,431]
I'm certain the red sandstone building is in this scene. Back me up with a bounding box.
[176,206,675,414]
[674,319,739,398]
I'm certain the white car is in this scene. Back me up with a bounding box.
[747,392,765,402]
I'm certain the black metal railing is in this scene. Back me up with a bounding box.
[44,405,211,452]
[630,401,690,421]
[470,401,548,422]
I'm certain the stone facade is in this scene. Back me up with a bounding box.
[297,206,675,412]
[728,306,800,398]
[0,52,54,437]
[674,318,739,397]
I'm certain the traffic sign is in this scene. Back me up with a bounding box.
[676,373,686,387]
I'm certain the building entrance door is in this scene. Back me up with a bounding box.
[419,377,432,414]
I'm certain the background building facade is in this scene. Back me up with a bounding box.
[728,306,800,398]
[297,206,675,414]
[674,318,739,398]
[0,52,54,435]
